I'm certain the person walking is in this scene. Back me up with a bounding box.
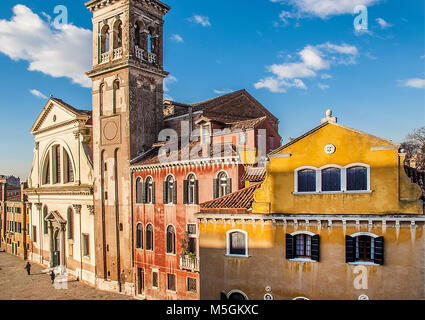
[50,270,56,284]
[24,261,31,275]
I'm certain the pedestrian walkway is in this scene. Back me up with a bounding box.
[0,252,133,300]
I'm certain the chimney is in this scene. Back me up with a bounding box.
[1,183,7,202]
[321,109,337,124]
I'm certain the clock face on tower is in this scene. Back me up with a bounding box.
[101,115,121,146]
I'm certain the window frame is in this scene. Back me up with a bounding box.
[136,223,144,250]
[145,176,155,204]
[349,232,380,265]
[294,163,372,194]
[166,224,176,255]
[226,229,249,258]
[145,223,154,251]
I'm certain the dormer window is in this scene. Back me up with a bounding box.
[201,124,211,144]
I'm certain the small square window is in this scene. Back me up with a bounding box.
[187,278,197,293]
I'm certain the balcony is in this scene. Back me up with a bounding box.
[135,47,144,61]
[113,47,123,60]
[100,52,109,64]
[180,255,200,272]
[148,52,157,64]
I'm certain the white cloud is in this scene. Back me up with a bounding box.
[29,89,47,99]
[171,34,184,43]
[189,15,211,27]
[278,10,292,25]
[0,5,92,88]
[318,83,330,90]
[421,54,425,59]
[164,75,178,93]
[376,18,392,29]
[399,78,425,89]
[214,89,234,95]
[255,42,358,93]
[270,0,380,19]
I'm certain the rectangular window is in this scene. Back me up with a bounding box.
[295,234,312,258]
[187,224,197,236]
[239,132,247,145]
[201,124,211,144]
[297,169,316,192]
[82,234,90,257]
[187,278,197,293]
[152,271,159,289]
[167,274,176,292]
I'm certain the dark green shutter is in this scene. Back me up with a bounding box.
[374,237,384,265]
[311,235,320,262]
[286,234,294,260]
[173,181,177,204]
[183,180,189,204]
[213,179,219,199]
[346,235,355,263]
[194,180,199,204]
[140,182,145,204]
[163,181,168,204]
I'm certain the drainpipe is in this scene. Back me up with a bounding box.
[79,206,83,281]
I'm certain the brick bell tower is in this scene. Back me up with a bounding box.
[86,0,170,293]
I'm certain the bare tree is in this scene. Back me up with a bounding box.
[402,127,425,170]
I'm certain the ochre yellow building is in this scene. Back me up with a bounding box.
[198,111,425,300]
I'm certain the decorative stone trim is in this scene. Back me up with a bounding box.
[87,205,95,215]
[72,205,82,214]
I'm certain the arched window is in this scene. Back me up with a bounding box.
[53,145,61,184]
[136,223,143,249]
[135,178,143,204]
[228,290,248,301]
[297,169,316,192]
[43,206,48,235]
[112,80,120,114]
[347,166,368,191]
[321,167,341,192]
[164,175,176,204]
[214,172,231,198]
[227,230,247,256]
[114,21,122,49]
[63,149,74,184]
[148,33,152,53]
[166,225,176,254]
[184,174,198,205]
[346,233,384,265]
[42,152,50,185]
[67,207,73,240]
[101,26,110,54]
[99,84,104,116]
[135,23,141,48]
[145,177,155,204]
[146,224,154,251]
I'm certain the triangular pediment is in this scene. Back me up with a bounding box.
[30,98,90,134]
[45,211,66,224]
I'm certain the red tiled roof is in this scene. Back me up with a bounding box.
[200,182,263,210]
[241,167,266,183]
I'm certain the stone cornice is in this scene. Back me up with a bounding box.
[25,185,93,196]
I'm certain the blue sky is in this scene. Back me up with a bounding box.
[0,0,424,179]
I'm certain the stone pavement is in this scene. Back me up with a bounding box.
[0,252,133,300]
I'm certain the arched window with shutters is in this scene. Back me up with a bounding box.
[145,176,155,204]
[296,168,317,192]
[63,149,74,184]
[67,207,74,240]
[214,171,231,199]
[226,230,248,257]
[163,175,176,204]
[136,223,143,249]
[346,165,369,191]
[146,224,154,251]
[184,174,198,205]
[286,232,320,262]
[135,177,144,204]
[166,225,176,254]
[42,152,50,185]
[346,233,384,265]
[43,206,48,235]
[321,167,341,192]
[52,145,61,184]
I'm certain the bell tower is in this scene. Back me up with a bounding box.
[86,0,170,293]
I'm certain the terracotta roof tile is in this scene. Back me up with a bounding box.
[200,182,263,210]
[241,167,266,183]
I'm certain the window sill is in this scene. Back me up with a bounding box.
[225,254,250,259]
[166,253,176,257]
[289,258,317,263]
[293,190,373,195]
[348,261,379,266]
